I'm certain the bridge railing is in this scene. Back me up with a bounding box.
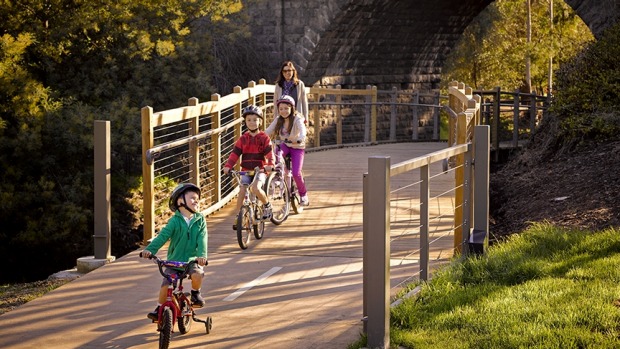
[363,81,488,348]
[475,87,549,153]
[141,79,444,243]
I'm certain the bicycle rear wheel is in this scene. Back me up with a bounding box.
[237,206,252,250]
[266,172,290,225]
[291,181,304,214]
[159,307,173,349]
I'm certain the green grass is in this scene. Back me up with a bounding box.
[350,223,620,349]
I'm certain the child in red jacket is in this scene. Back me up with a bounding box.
[223,105,275,222]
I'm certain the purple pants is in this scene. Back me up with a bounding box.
[278,143,307,196]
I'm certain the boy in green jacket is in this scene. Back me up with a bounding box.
[140,183,208,320]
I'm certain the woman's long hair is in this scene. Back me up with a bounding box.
[275,61,300,87]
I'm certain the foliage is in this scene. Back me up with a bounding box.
[442,0,594,93]
[0,0,267,283]
[349,224,620,348]
[550,22,620,147]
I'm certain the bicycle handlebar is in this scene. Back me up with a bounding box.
[227,166,269,177]
[140,252,208,280]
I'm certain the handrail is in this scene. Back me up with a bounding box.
[141,79,445,243]
[363,81,489,349]
[145,117,242,166]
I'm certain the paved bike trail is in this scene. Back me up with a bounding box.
[0,142,455,349]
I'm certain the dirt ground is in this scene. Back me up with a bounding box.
[489,137,620,242]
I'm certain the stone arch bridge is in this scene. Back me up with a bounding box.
[243,0,619,89]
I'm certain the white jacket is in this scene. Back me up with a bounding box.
[265,114,307,149]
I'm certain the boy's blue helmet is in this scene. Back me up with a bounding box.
[169,183,201,212]
[276,95,295,109]
[242,105,263,118]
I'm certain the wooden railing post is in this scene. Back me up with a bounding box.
[211,93,222,203]
[390,86,397,141]
[233,86,242,171]
[530,92,537,136]
[188,97,200,187]
[420,163,429,280]
[364,156,390,349]
[513,90,520,148]
[454,112,467,253]
[141,106,155,244]
[364,85,371,143]
[371,85,377,144]
[493,86,501,161]
[433,90,440,141]
[336,85,342,145]
[313,88,320,148]
[412,89,420,140]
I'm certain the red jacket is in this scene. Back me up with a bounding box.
[225,131,274,171]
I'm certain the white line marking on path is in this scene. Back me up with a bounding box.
[223,267,282,302]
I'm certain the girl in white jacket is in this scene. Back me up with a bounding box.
[265,95,309,206]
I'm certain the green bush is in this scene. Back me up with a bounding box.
[552,22,620,146]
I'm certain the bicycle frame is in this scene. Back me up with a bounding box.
[274,143,303,214]
[231,170,260,216]
[143,254,212,342]
[156,260,188,331]
[229,169,266,249]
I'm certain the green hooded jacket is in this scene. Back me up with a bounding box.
[145,210,208,264]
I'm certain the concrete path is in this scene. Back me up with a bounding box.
[0,142,456,349]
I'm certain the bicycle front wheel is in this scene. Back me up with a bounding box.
[159,306,173,349]
[177,296,192,334]
[254,205,265,240]
[237,206,252,250]
[266,172,290,225]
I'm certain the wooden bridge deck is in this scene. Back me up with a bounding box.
[0,142,457,349]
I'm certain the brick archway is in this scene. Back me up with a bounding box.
[245,0,619,89]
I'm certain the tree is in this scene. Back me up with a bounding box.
[0,0,250,282]
[442,0,593,93]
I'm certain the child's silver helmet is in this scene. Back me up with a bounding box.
[276,95,295,109]
[242,105,263,118]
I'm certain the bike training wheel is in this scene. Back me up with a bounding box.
[291,181,304,214]
[159,307,173,349]
[205,316,213,334]
[266,172,290,225]
[254,205,265,240]
[237,206,252,250]
[177,297,192,334]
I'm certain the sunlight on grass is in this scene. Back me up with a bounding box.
[350,223,620,348]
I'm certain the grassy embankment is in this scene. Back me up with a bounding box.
[349,223,620,349]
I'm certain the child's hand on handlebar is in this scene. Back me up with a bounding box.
[223,166,231,175]
[140,250,152,259]
[196,257,207,266]
[264,165,273,173]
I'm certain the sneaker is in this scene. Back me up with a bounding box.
[191,290,205,308]
[262,203,272,220]
[232,224,237,231]
[147,306,160,321]
[300,195,309,206]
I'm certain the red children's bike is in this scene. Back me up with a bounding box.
[141,253,212,349]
